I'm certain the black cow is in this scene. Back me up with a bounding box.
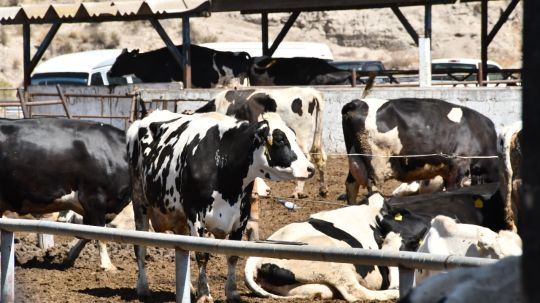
[249,56,353,86]
[0,118,131,271]
[342,98,499,205]
[108,44,251,88]
[127,110,314,301]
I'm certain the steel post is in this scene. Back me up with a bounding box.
[1,230,14,303]
[175,249,191,303]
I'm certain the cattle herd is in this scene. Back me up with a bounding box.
[0,46,525,303]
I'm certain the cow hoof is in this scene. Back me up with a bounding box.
[196,294,213,303]
[101,264,118,272]
[225,295,242,303]
[319,188,328,198]
[292,193,308,199]
[337,193,347,201]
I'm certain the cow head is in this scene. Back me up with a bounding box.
[377,202,431,251]
[108,48,139,77]
[252,113,314,181]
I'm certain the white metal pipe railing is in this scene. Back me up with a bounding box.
[0,218,498,302]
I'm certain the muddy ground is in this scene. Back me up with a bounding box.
[13,156,399,303]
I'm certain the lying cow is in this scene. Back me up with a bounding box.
[392,176,445,197]
[0,118,131,271]
[127,110,314,301]
[415,215,522,284]
[386,183,509,232]
[245,194,430,302]
[249,56,353,86]
[107,44,251,88]
[498,121,522,232]
[195,87,327,198]
[401,256,522,303]
[342,98,499,205]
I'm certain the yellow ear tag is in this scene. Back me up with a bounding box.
[394,213,403,221]
[266,136,273,146]
[474,198,484,209]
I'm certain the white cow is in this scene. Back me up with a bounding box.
[498,121,522,232]
[403,256,522,303]
[415,215,522,284]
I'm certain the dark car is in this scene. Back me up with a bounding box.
[329,60,388,83]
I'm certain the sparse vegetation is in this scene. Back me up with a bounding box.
[0,28,8,46]
[191,27,218,44]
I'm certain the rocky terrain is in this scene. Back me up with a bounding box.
[0,1,523,87]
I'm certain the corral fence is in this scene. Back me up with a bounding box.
[0,218,497,303]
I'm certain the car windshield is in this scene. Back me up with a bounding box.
[31,72,88,85]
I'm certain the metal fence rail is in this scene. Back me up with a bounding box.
[0,218,497,302]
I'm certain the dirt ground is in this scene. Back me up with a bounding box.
[13,156,399,303]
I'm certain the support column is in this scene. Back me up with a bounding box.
[522,0,540,301]
[480,0,489,83]
[424,4,432,40]
[261,13,269,56]
[22,23,30,89]
[182,17,192,89]
[175,249,191,303]
[398,266,415,298]
[419,37,431,87]
[1,230,15,303]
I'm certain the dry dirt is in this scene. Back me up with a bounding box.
[13,155,400,303]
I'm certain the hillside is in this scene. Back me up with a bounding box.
[0,0,522,87]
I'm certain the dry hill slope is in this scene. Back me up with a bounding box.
[0,0,522,87]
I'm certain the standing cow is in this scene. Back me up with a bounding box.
[127,110,314,302]
[107,44,251,88]
[195,87,327,199]
[342,98,499,205]
[498,121,522,232]
[0,118,131,271]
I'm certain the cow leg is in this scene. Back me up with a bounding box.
[293,181,308,199]
[195,252,212,303]
[310,146,328,197]
[345,172,360,205]
[64,238,90,267]
[224,229,243,302]
[446,159,471,190]
[134,203,151,298]
[98,241,116,272]
[246,192,260,241]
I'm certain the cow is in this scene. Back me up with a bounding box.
[400,256,521,303]
[342,98,499,205]
[415,215,522,284]
[194,87,327,198]
[244,193,431,302]
[127,109,314,302]
[249,56,353,86]
[0,118,131,271]
[386,182,509,232]
[498,121,522,232]
[107,44,251,88]
[392,176,445,197]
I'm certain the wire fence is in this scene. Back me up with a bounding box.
[313,152,500,159]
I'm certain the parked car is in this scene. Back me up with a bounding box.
[31,49,141,86]
[431,58,505,82]
[329,60,389,83]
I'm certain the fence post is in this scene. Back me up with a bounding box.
[398,266,415,299]
[1,230,15,303]
[175,249,191,303]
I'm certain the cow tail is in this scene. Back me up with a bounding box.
[138,96,148,119]
[244,257,285,299]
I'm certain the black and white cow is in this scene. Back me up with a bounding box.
[249,56,353,86]
[386,183,509,232]
[127,110,314,301]
[342,98,499,205]
[498,121,522,232]
[107,44,251,88]
[245,193,430,301]
[0,118,131,271]
[414,215,521,284]
[195,87,327,198]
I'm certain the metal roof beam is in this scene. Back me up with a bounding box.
[267,11,301,57]
[487,0,520,46]
[391,6,419,46]
[29,22,61,72]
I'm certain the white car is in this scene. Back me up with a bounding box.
[31,49,141,86]
[431,58,505,85]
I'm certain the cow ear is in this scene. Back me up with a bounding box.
[121,48,128,54]
[254,121,270,145]
[130,49,140,57]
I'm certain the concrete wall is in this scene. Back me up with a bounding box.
[27,85,522,153]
